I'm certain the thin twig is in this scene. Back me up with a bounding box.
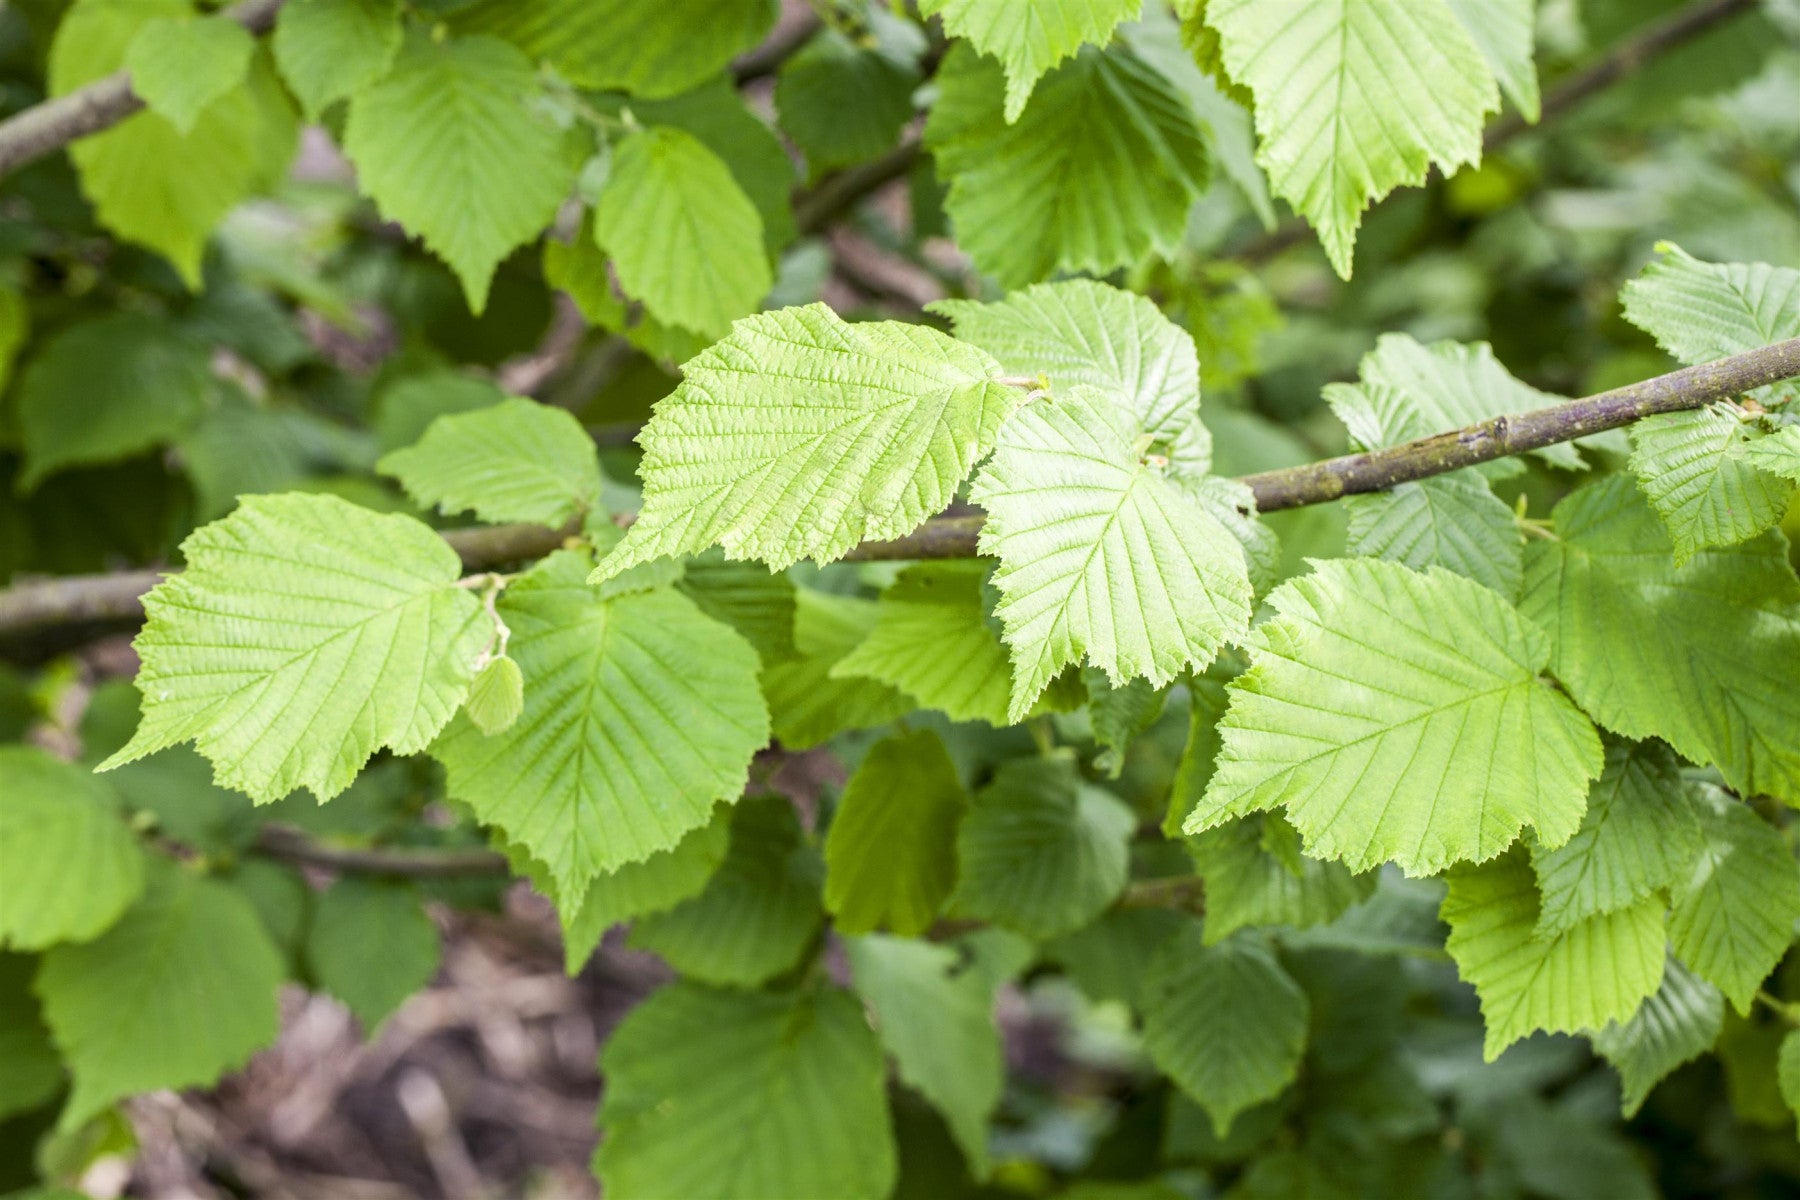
[252,824,511,879]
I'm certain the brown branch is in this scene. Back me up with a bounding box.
[253,824,510,878]
[794,139,923,236]
[731,10,824,84]
[0,0,288,180]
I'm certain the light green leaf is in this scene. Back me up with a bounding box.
[629,794,822,987]
[921,0,1143,121]
[376,396,602,528]
[101,494,489,804]
[762,591,914,749]
[1668,784,1800,1013]
[305,878,440,1033]
[824,730,968,936]
[1344,472,1523,599]
[1442,847,1667,1060]
[932,278,1211,473]
[126,15,254,135]
[1445,0,1539,121]
[432,550,767,900]
[1205,0,1498,277]
[35,862,283,1131]
[343,34,578,312]
[463,655,523,736]
[0,749,145,951]
[832,562,1013,726]
[948,755,1134,939]
[676,554,797,664]
[592,304,1015,579]
[595,982,894,1200]
[0,954,63,1122]
[775,29,918,173]
[1627,405,1795,561]
[847,934,1007,1175]
[1621,243,1800,404]
[373,371,505,454]
[16,313,211,492]
[1742,423,1800,481]
[1140,925,1308,1136]
[1593,957,1725,1118]
[272,0,403,119]
[1530,739,1702,937]
[972,385,1252,723]
[1188,814,1374,946]
[924,42,1209,286]
[558,814,730,975]
[452,0,778,99]
[1187,557,1601,876]
[1521,474,1800,804]
[594,126,771,339]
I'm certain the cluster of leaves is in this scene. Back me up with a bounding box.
[4,0,1800,1197]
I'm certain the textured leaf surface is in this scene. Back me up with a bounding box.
[925,42,1209,286]
[377,397,601,528]
[1628,406,1795,560]
[1622,243,1800,403]
[432,550,767,899]
[973,386,1252,722]
[463,655,523,736]
[343,34,576,312]
[1206,0,1498,277]
[305,878,440,1032]
[35,863,283,1130]
[1742,424,1800,481]
[762,591,913,748]
[1521,475,1800,804]
[825,731,967,936]
[594,127,771,339]
[126,15,254,134]
[832,562,1012,726]
[553,814,729,975]
[272,0,403,118]
[676,555,797,665]
[0,749,144,951]
[596,982,893,1200]
[775,29,918,173]
[1141,925,1309,1136]
[1344,472,1522,598]
[1442,848,1666,1059]
[1187,558,1600,876]
[1593,958,1724,1117]
[1445,0,1539,120]
[1189,815,1374,946]
[920,0,1142,120]
[1668,785,1800,1013]
[594,305,1015,578]
[949,756,1134,938]
[103,494,488,804]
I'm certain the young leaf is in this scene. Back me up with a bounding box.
[431,550,768,900]
[101,494,490,804]
[1621,243,1800,404]
[832,562,1014,726]
[272,0,404,119]
[463,655,524,736]
[1188,815,1374,946]
[762,591,914,749]
[0,748,145,951]
[924,42,1210,287]
[557,814,730,975]
[343,33,578,312]
[972,385,1253,723]
[125,15,255,135]
[1203,0,1499,277]
[1593,957,1725,1118]
[593,126,772,339]
[595,982,895,1200]
[919,0,1144,121]
[304,878,441,1033]
[1140,925,1309,1136]
[376,396,602,528]
[1344,472,1523,599]
[1187,557,1601,876]
[591,304,1016,580]
[1742,424,1800,481]
[35,862,283,1131]
[775,29,919,174]
[825,730,968,936]
[1442,847,1666,1060]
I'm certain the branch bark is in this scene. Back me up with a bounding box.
[253,824,510,878]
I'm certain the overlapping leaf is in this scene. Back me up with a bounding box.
[305,878,440,1033]
[376,397,602,528]
[1188,815,1374,946]
[557,814,730,975]
[1621,243,1800,401]
[776,29,919,173]
[762,590,914,748]
[126,15,254,134]
[824,730,968,936]
[1593,957,1724,1117]
[920,0,1144,120]
[1344,473,1523,599]
[832,562,1014,726]
[0,749,145,951]
[272,0,403,119]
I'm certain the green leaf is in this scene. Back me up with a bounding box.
[594,126,772,339]
[0,954,63,1123]
[824,730,968,936]
[1186,557,1601,876]
[343,34,578,312]
[1520,474,1800,804]
[932,278,1212,473]
[1188,815,1374,946]
[1140,925,1309,1136]
[972,385,1252,723]
[557,813,730,975]
[101,494,490,804]
[0,749,145,951]
[1629,404,1795,561]
[125,15,255,135]
[462,654,524,736]
[376,396,602,528]
[1621,243,1800,404]
[1742,423,1800,481]
[1593,957,1724,1118]
[832,562,1013,726]
[676,554,797,664]
[1344,472,1523,599]
[1042,906,1185,1008]
[1442,847,1667,1060]
[595,982,895,1200]
[1204,0,1498,277]
[452,0,778,99]
[761,590,914,749]
[924,42,1209,286]
[629,794,822,986]
[1529,740,1702,937]
[305,878,440,1033]
[272,0,404,119]
[1668,784,1800,1013]
[16,313,211,491]
[1086,672,1167,778]
[35,862,283,1131]
[948,755,1134,939]
[373,371,505,453]
[920,0,1144,121]
[432,550,768,899]
[775,29,919,174]
[1781,1029,1800,1124]
[592,304,1015,579]
[1445,0,1539,121]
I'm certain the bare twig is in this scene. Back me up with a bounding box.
[253,824,511,879]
